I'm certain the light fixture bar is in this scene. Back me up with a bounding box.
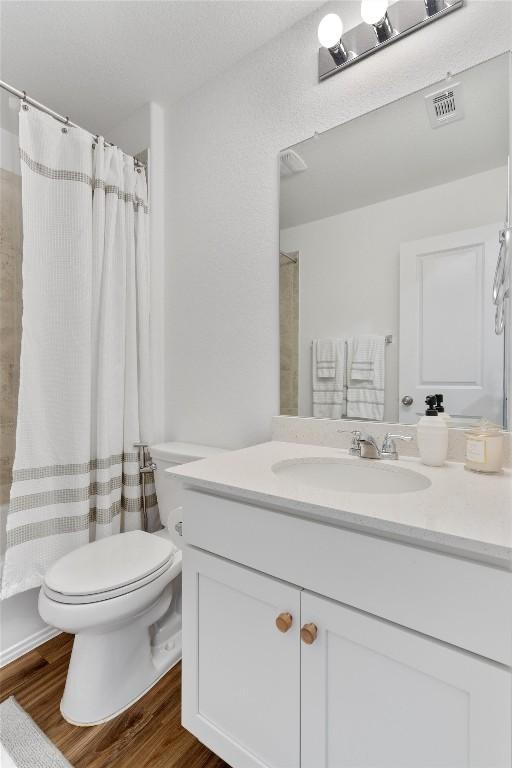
[328,39,350,65]
[371,12,396,43]
[318,0,464,82]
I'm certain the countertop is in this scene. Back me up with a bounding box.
[168,441,512,567]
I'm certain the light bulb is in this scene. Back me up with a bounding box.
[317,13,343,49]
[361,0,389,25]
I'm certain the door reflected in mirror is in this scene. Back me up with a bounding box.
[279,54,510,427]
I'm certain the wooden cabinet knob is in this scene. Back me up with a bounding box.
[300,623,318,645]
[275,612,293,633]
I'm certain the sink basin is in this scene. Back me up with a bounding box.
[272,457,431,495]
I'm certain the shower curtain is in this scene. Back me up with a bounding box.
[1,107,159,599]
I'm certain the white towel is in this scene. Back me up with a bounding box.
[312,339,346,418]
[347,336,385,420]
[315,338,336,378]
[350,335,382,381]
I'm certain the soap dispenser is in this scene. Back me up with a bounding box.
[434,393,451,426]
[416,395,448,467]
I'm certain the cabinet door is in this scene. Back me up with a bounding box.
[301,591,511,768]
[182,546,301,768]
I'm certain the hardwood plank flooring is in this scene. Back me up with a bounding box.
[0,634,229,767]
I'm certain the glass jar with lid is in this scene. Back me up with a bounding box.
[465,420,504,474]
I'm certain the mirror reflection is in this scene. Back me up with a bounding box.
[279,54,509,427]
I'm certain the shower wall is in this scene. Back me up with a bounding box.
[279,252,299,416]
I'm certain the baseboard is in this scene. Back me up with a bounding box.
[0,626,61,668]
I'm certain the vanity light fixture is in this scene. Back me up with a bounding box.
[424,0,446,15]
[318,0,464,81]
[317,13,350,65]
[360,0,395,43]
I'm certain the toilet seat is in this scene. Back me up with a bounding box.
[43,530,177,605]
[42,559,177,604]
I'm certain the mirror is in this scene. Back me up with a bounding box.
[280,54,510,427]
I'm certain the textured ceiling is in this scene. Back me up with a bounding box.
[0,0,325,135]
[280,54,509,228]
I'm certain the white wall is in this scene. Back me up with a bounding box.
[280,166,507,422]
[107,103,152,157]
[165,0,511,449]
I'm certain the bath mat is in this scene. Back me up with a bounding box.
[0,697,72,768]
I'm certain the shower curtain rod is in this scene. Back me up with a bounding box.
[0,79,146,168]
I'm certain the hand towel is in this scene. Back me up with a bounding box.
[315,338,336,378]
[349,336,378,381]
[312,338,346,418]
[347,336,385,420]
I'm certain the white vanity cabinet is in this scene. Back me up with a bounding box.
[300,591,510,768]
[180,487,512,768]
[182,546,301,768]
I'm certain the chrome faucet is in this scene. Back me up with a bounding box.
[340,430,412,460]
[358,432,382,459]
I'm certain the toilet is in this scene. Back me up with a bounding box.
[38,441,225,726]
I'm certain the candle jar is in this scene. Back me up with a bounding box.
[465,420,504,474]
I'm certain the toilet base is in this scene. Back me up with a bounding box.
[60,589,182,726]
[61,646,181,726]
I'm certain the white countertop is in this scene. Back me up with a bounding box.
[168,441,512,568]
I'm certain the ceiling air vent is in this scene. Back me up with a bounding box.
[425,82,464,128]
[280,149,308,178]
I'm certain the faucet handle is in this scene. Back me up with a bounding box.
[337,429,362,455]
[381,432,413,459]
[337,429,362,435]
[384,432,413,442]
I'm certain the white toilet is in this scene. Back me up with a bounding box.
[38,441,224,726]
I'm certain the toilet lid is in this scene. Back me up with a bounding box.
[44,530,175,597]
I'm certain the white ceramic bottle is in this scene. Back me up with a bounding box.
[416,396,448,467]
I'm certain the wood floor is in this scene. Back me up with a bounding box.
[0,633,229,768]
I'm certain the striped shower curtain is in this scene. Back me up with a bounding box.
[1,107,159,599]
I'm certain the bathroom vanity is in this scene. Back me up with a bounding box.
[171,440,512,768]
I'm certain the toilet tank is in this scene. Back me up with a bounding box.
[150,442,226,538]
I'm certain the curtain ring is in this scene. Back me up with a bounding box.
[21,91,29,111]
[62,116,70,134]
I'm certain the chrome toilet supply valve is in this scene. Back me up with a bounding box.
[133,441,157,531]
